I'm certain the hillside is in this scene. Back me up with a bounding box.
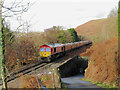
[75,17,117,43]
[76,17,119,88]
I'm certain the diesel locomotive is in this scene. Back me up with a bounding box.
[39,40,91,62]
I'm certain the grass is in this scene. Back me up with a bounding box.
[94,82,117,88]
[117,76,120,82]
[41,75,50,81]
[82,78,119,88]
[80,56,89,59]
[90,36,100,43]
[61,81,68,89]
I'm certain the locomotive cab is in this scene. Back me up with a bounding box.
[39,45,51,58]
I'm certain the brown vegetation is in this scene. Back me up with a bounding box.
[81,37,119,87]
[77,16,119,87]
[5,26,79,72]
[5,35,38,71]
[8,70,61,88]
[75,17,117,43]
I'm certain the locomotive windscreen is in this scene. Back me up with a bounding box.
[46,48,50,52]
[40,48,45,52]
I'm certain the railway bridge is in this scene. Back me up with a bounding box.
[0,42,92,88]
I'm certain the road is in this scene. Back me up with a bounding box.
[61,74,105,89]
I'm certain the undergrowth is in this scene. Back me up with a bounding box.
[82,78,119,88]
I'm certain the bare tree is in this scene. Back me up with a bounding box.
[108,7,118,18]
[0,0,32,89]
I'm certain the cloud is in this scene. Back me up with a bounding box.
[76,8,85,11]
[38,0,119,3]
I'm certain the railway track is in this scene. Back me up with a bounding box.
[0,56,68,85]
[0,61,48,85]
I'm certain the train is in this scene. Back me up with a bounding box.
[39,40,92,62]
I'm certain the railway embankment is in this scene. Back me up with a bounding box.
[57,56,88,78]
[7,63,62,88]
[7,55,88,88]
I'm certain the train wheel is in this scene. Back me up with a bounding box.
[46,57,51,62]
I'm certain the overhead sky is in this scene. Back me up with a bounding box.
[4,0,119,32]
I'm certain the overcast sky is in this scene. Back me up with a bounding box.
[4,0,119,32]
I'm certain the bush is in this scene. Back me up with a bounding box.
[6,35,38,71]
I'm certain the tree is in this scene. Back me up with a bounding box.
[0,18,15,89]
[0,0,7,89]
[67,28,79,42]
[0,0,31,89]
[57,30,66,43]
[2,18,14,45]
[108,7,118,18]
[118,1,120,87]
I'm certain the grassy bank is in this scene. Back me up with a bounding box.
[82,78,119,88]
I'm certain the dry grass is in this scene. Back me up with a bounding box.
[75,17,117,43]
[77,17,119,87]
[84,37,119,87]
